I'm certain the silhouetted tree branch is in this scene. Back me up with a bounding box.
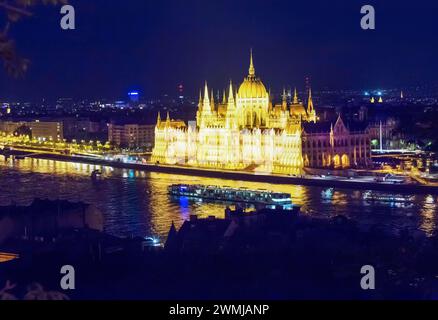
[0,0,68,77]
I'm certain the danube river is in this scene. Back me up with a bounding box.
[1,156,437,239]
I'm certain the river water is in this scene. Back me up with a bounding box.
[0,156,437,240]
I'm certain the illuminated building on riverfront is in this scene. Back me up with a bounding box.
[152,52,370,172]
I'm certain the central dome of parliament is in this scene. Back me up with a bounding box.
[237,51,269,99]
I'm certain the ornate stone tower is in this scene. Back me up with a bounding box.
[236,50,270,128]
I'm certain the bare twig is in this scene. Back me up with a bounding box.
[0,2,33,17]
[2,21,11,36]
[0,0,69,77]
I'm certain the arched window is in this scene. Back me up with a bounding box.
[246,112,252,126]
[253,112,258,126]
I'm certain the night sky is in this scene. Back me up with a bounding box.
[2,0,438,100]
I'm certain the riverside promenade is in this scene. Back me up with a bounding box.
[2,149,438,195]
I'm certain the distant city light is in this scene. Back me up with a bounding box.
[128,91,139,96]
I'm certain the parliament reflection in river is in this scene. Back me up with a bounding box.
[0,156,437,239]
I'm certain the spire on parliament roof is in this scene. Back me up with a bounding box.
[293,87,299,104]
[203,81,211,112]
[249,49,255,77]
[307,88,314,114]
[228,80,235,104]
[210,89,215,111]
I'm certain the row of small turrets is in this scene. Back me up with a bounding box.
[156,111,171,128]
[197,82,315,114]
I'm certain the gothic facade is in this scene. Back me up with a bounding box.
[302,116,371,169]
[151,52,369,172]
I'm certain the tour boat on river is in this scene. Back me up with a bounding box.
[363,191,414,204]
[168,184,295,210]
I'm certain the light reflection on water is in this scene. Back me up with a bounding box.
[0,156,437,239]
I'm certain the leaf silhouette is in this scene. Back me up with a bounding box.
[0,0,68,77]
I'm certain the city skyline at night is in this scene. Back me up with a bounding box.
[2,0,438,306]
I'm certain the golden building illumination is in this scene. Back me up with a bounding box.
[151,51,317,174]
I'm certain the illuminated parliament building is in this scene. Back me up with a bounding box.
[151,52,370,173]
